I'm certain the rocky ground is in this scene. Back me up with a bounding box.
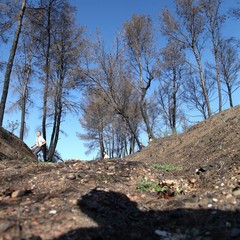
[0,106,240,240]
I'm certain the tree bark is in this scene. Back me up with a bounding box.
[99,129,104,159]
[226,80,233,108]
[192,46,212,118]
[171,73,177,134]
[48,87,62,161]
[139,73,155,141]
[0,0,26,126]
[20,65,31,140]
[42,3,52,161]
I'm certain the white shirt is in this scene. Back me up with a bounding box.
[36,135,46,147]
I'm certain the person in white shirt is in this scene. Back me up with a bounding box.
[31,131,46,158]
[103,151,109,159]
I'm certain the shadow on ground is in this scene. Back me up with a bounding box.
[52,189,239,240]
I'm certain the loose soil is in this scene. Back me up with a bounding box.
[0,106,240,240]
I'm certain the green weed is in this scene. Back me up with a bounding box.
[136,177,168,192]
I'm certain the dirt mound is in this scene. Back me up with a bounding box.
[0,106,240,240]
[0,127,36,162]
[128,105,240,172]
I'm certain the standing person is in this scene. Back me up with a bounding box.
[103,151,109,159]
[31,131,46,158]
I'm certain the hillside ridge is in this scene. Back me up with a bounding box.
[127,105,240,170]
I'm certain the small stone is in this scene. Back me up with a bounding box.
[155,229,171,237]
[108,166,115,170]
[49,210,57,214]
[226,193,233,199]
[69,199,79,205]
[65,173,76,180]
[0,221,13,233]
[232,188,240,196]
[188,178,197,184]
[11,190,26,198]
[77,172,86,178]
[226,222,231,227]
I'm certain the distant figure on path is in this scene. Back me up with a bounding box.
[103,151,109,159]
[31,131,46,158]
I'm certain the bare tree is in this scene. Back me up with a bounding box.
[8,15,40,140]
[47,2,86,161]
[218,38,240,107]
[160,0,212,118]
[27,0,58,160]
[40,1,52,157]
[0,0,26,126]
[228,6,240,20]
[0,0,20,44]
[201,0,224,112]
[79,80,142,158]
[183,66,215,119]
[24,0,69,159]
[11,60,33,140]
[107,115,131,158]
[78,88,113,159]
[83,34,143,152]
[123,14,157,141]
[157,40,186,133]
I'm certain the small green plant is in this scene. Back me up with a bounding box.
[152,163,181,171]
[136,177,152,191]
[0,152,9,161]
[136,177,184,198]
[0,156,8,161]
[136,177,168,192]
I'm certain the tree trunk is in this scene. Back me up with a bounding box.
[99,130,104,159]
[48,55,64,161]
[42,3,51,161]
[20,65,31,140]
[48,82,63,161]
[212,36,222,112]
[215,54,222,112]
[192,46,212,118]
[171,73,177,134]
[48,102,58,160]
[48,84,62,161]
[226,81,233,107]
[0,0,26,126]
[140,99,154,140]
[48,104,62,161]
[139,73,155,141]
[124,115,142,150]
[129,136,135,154]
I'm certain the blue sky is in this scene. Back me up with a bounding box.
[1,0,240,161]
[70,0,174,43]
